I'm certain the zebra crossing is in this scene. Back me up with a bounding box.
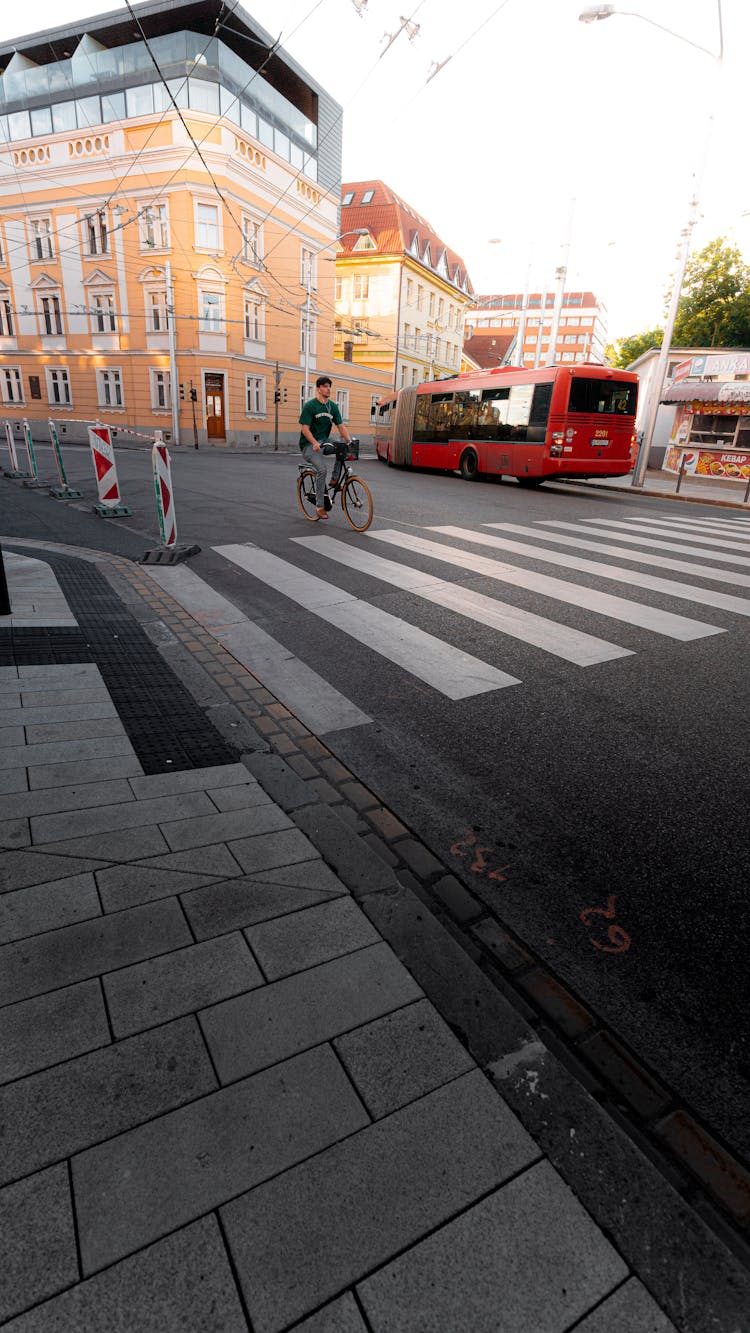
[208,513,750,728]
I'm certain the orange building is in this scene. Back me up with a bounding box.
[467,291,608,368]
[0,0,388,448]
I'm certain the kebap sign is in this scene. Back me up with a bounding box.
[663,446,750,480]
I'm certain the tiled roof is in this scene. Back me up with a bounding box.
[470,291,600,310]
[462,332,515,369]
[340,180,473,296]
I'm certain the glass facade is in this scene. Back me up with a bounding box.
[0,29,318,178]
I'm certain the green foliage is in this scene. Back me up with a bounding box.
[605,328,663,369]
[672,238,750,348]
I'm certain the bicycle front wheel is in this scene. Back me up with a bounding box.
[297,468,320,522]
[341,474,373,532]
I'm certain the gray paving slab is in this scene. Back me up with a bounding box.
[246,897,380,981]
[0,692,21,710]
[244,860,348,894]
[0,733,137,771]
[294,804,398,898]
[0,978,110,1085]
[0,1016,215,1188]
[162,804,293,852]
[208,783,272,812]
[73,1045,369,1275]
[28,753,144,789]
[333,999,475,1120]
[200,943,423,1083]
[31,790,216,845]
[0,701,117,727]
[572,1278,678,1331]
[228,828,321,876]
[0,1214,248,1333]
[0,769,28,795]
[39,824,171,860]
[0,872,101,944]
[0,849,108,894]
[291,1295,369,1333]
[356,1161,627,1333]
[17,664,101,682]
[0,670,20,689]
[97,861,233,912]
[24,717,127,744]
[0,1164,78,1324]
[128,762,252,799]
[0,778,135,821]
[0,726,24,745]
[221,1070,539,1332]
[182,873,347,941]
[0,817,30,848]
[18,686,111,707]
[105,933,263,1037]
[0,896,191,1006]
[137,844,244,877]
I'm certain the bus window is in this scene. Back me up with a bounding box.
[568,378,637,415]
[507,384,533,429]
[528,381,553,443]
[378,401,393,426]
[451,389,481,436]
[415,391,453,442]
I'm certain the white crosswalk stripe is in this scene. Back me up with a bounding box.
[537,519,750,569]
[370,530,722,641]
[626,515,750,538]
[292,535,631,667]
[214,543,520,699]
[576,517,750,555]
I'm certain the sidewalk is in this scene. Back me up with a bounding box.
[562,467,750,510]
[0,544,747,1332]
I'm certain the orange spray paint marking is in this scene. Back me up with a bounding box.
[580,895,631,953]
[450,828,510,884]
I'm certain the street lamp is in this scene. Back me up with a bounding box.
[150,261,180,448]
[303,229,368,399]
[579,2,723,487]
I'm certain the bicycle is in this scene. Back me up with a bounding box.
[296,437,373,532]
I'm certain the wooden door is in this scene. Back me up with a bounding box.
[205,374,225,439]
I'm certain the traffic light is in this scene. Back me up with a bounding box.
[282,387,288,403]
[274,389,281,403]
[190,387,198,402]
[179,383,185,400]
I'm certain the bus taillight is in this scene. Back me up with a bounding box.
[550,431,564,458]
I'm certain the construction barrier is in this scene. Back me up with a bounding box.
[48,419,82,499]
[87,422,130,517]
[152,432,177,547]
[4,421,20,474]
[22,419,39,481]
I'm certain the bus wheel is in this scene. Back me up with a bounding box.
[517,476,544,488]
[460,449,479,481]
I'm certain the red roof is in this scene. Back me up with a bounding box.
[340,180,473,296]
[470,291,600,311]
[462,332,515,369]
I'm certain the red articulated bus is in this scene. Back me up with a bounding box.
[374,363,639,487]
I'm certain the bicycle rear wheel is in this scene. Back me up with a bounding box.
[341,474,373,532]
[297,468,320,522]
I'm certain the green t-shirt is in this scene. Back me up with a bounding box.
[298,396,342,450]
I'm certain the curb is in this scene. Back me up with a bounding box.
[560,477,750,512]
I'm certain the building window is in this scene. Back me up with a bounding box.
[400,366,407,387]
[361,189,374,204]
[352,274,369,300]
[300,314,317,358]
[139,203,169,250]
[0,299,14,337]
[417,285,424,311]
[342,191,354,206]
[411,368,419,385]
[92,293,116,333]
[0,230,4,264]
[150,368,171,409]
[146,288,168,333]
[428,293,435,317]
[1,367,23,404]
[406,280,414,304]
[46,368,71,406]
[300,246,317,290]
[97,368,123,407]
[244,294,264,341]
[334,277,342,300]
[40,295,63,336]
[195,202,220,250]
[199,290,224,333]
[84,210,108,256]
[246,375,266,416]
[370,394,380,420]
[242,215,263,266]
[30,217,54,261]
[335,389,349,420]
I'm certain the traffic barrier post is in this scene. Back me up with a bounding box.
[22,419,40,485]
[48,419,82,499]
[87,422,131,517]
[152,432,177,547]
[3,421,24,477]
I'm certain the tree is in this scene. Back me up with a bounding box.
[605,328,663,369]
[672,238,750,348]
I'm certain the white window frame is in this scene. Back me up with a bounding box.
[352,274,369,300]
[139,202,169,251]
[370,394,380,420]
[334,277,342,300]
[83,210,109,257]
[195,200,221,252]
[300,245,317,290]
[145,286,168,334]
[243,292,265,342]
[149,367,172,410]
[1,367,24,404]
[91,292,117,333]
[300,313,317,358]
[30,216,54,262]
[199,288,225,334]
[96,367,123,408]
[46,367,71,406]
[40,293,63,336]
[246,374,266,417]
[0,297,14,337]
[241,214,263,267]
[0,228,4,264]
[335,389,349,421]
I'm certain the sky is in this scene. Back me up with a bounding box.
[2,0,748,344]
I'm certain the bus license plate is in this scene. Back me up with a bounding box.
[591,437,609,447]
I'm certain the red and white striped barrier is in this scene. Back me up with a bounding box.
[152,433,177,547]
[87,422,130,516]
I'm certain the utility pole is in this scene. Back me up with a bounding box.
[190,379,199,450]
[274,360,282,451]
[546,198,575,367]
[165,260,180,446]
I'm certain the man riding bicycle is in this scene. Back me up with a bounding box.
[298,375,354,520]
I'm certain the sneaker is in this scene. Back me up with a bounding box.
[324,494,332,511]
[316,507,328,520]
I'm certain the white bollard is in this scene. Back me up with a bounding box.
[4,421,20,474]
[151,433,177,547]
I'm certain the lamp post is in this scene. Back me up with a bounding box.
[304,229,369,401]
[579,2,723,486]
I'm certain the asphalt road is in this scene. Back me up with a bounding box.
[4,441,749,1170]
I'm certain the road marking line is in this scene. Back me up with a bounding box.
[293,535,631,667]
[368,530,721,642]
[215,544,518,699]
[536,520,750,570]
[579,518,750,554]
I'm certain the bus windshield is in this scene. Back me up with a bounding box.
[568,378,637,416]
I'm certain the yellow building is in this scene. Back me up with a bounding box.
[335,181,474,390]
[0,0,388,447]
